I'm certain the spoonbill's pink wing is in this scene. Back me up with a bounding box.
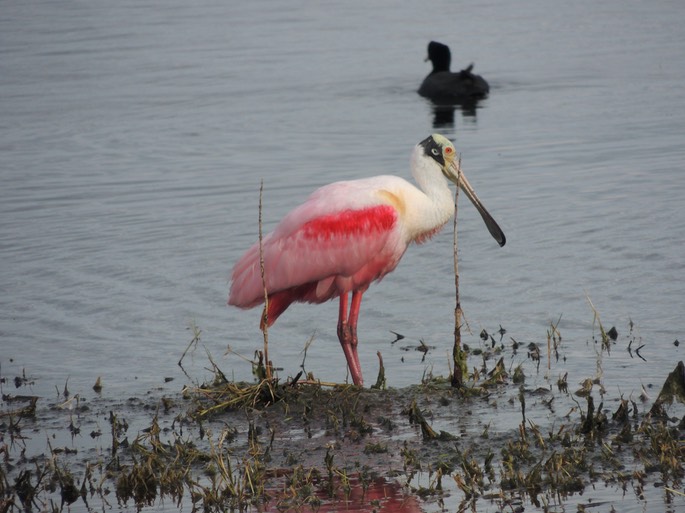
[229,181,408,321]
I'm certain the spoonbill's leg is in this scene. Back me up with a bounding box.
[347,290,364,384]
[337,292,364,386]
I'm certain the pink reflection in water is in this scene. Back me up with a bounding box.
[263,475,422,513]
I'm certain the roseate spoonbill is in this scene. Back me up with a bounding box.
[418,41,489,103]
[229,134,505,386]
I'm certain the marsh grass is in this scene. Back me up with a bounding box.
[1,316,684,513]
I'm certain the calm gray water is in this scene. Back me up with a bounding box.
[2,0,685,511]
[2,0,684,407]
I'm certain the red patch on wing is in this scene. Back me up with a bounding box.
[302,205,397,240]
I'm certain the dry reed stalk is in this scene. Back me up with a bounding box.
[451,154,466,388]
[258,180,272,380]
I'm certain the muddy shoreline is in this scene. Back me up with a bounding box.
[2,338,684,513]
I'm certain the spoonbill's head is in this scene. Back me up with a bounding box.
[420,133,506,247]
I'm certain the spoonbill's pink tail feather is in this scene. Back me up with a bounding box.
[229,249,326,328]
[262,286,314,328]
[227,241,262,308]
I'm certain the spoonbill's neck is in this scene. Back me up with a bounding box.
[408,144,455,239]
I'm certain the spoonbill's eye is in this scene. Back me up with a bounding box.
[444,147,453,155]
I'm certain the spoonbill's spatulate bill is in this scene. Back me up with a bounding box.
[229,134,505,386]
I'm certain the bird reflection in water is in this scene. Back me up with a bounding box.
[430,98,480,128]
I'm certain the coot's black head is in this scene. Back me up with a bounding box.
[427,41,451,73]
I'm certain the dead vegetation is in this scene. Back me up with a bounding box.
[1,318,684,513]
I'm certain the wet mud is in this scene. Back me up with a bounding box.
[1,333,684,513]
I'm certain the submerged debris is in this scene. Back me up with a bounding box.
[649,360,685,417]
